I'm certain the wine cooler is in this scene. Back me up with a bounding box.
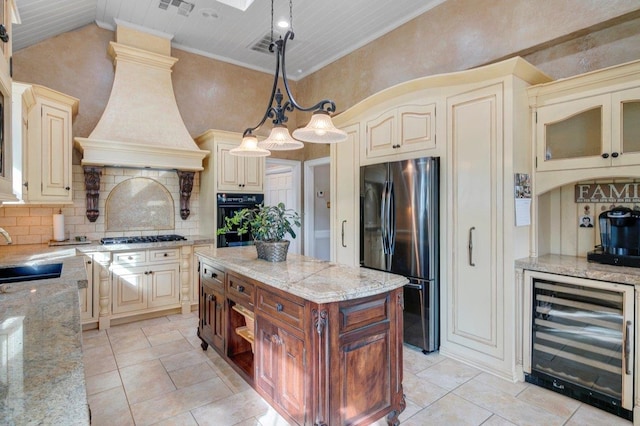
[523,271,634,421]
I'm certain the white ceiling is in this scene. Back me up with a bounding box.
[12,0,445,80]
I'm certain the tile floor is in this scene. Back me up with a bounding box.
[82,312,633,426]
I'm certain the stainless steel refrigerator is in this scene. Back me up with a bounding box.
[360,157,439,353]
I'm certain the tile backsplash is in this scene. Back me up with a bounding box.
[0,165,201,245]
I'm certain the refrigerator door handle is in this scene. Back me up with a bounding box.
[380,181,389,254]
[388,181,396,254]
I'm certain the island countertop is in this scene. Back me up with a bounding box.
[195,246,408,304]
[0,251,89,425]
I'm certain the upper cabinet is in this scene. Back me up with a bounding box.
[0,0,18,203]
[216,141,264,192]
[362,103,436,164]
[12,83,78,203]
[530,60,640,178]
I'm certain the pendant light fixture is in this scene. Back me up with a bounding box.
[230,0,347,157]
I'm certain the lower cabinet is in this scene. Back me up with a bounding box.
[79,254,97,323]
[197,256,404,426]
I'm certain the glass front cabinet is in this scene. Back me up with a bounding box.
[530,63,640,172]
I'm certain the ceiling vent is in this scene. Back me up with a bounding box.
[158,0,195,17]
[249,31,281,55]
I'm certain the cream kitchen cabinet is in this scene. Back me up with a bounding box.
[362,103,436,163]
[0,0,16,203]
[111,248,180,315]
[442,63,550,380]
[216,141,264,192]
[79,254,97,323]
[330,123,359,267]
[529,60,640,175]
[15,84,78,203]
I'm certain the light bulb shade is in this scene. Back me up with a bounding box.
[230,134,271,157]
[292,111,348,143]
[258,125,304,151]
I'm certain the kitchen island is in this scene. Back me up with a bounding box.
[195,246,408,426]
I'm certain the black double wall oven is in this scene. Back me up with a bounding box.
[216,193,264,247]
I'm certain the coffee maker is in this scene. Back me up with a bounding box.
[588,206,640,267]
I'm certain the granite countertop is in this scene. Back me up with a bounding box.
[515,254,640,286]
[0,250,89,425]
[195,246,408,304]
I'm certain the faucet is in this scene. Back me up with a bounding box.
[0,227,12,244]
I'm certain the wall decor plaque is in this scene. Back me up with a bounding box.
[575,182,640,203]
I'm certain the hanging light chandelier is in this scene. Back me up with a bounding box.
[230,0,347,157]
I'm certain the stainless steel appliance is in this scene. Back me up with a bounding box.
[217,193,264,247]
[524,271,634,421]
[588,206,640,267]
[360,157,439,353]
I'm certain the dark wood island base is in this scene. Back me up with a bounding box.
[195,247,406,426]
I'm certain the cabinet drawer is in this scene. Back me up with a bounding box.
[200,262,225,291]
[113,251,146,265]
[257,288,304,331]
[338,293,389,333]
[148,248,180,263]
[227,273,255,306]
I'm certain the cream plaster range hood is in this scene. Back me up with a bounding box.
[74,22,209,222]
[74,22,208,172]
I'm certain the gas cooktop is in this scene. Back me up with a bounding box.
[100,234,187,245]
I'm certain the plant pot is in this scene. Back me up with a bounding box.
[255,240,290,262]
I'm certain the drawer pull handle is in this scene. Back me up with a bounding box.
[237,285,245,293]
[163,253,168,257]
[276,303,284,312]
[211,272,218,278]
[144,271,149,275]
[128,256,133,260]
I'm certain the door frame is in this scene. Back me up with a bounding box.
[303,157,330,258]
[265,158,303,251]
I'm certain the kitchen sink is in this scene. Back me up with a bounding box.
[0,263,63,284]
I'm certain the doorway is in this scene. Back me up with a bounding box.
[264,158,302,255]
[303,157,330,260]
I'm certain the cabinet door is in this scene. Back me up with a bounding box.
[39,102,72,199]
[277,326,305,425]
[201,281,225,352]
[217,142,242,191]
[147,263,180,308]
[242,156,264,192]
[256,318,278,400]
[611,86,640,167]
[365,108,396,159]
[112,265,147,314]
[535,94,611,171]
[331,123,359,267]
[80,255,94,322]
[447,84,504,359]
[398,103,436,153]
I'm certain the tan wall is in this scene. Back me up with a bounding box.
[12,2,640,163]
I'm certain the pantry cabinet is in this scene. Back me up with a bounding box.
[363,103,436,163]
[0,0,16,203]
[111,248,180,315]
[330,123,359,267]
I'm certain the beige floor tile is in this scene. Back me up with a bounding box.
[482,414,517,425]
[87,386,134,426]
[130,377,233,425]
[160,348,210,372]
[516,384,581,419]
[151,411,198,426]
[402,393,492,425]
[190,388,272,426]
[166,312,198,322]
[403,346,446,374]
[142,318,198,336]
[565,403,632,425]
[85,369,122,396]
[416,357,482,391]
[369,398,422,426]
[109,317,170,333]
[472,372,530,397]
[120,359,177,404]
[210,360,253,393]
[252,406,293,426]
[147,330,185,346]
[453,379,565,426]
[108,328,151,354]
[403,370,449,407]
[83,344,117,377]
[81,329,110,350]
[169,361,218,389]
[234,418,262,426]
[115,338,193,368]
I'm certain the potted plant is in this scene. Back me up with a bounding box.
[217,202,301,262]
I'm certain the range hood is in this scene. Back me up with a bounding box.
[75,22,208,171]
